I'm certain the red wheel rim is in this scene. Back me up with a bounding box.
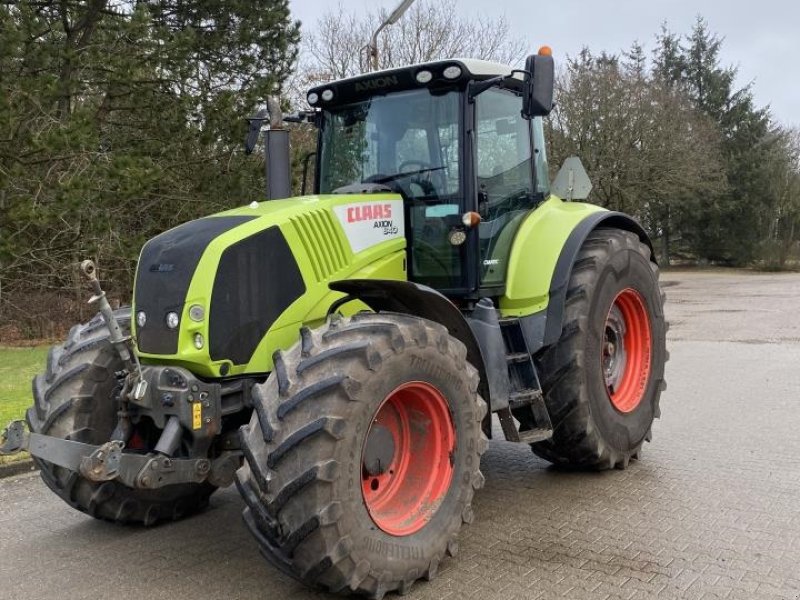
[361,382,455,536]
[602,288,652,413]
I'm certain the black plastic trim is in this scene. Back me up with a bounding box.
[209,227,305,365]
[135,216,256,355]
[466,298,510,412]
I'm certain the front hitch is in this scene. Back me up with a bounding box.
[0,420,237,488]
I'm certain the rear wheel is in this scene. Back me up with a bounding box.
[531,228,667,469]
[26,309,215,524]
[237,313,487,598]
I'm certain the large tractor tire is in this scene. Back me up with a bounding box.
[26,309,215,524]
[238,312,487,599]
[530,228,667,469]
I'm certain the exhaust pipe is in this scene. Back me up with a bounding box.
[245,96,292,201]
[264,128,291,200]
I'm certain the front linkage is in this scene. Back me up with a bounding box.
[0,260,241,491]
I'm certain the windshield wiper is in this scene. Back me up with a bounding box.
[370,166,446,184]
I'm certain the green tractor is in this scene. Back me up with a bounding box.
[2,49,666,597]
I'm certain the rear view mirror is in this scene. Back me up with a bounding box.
[245,109,269,155]
[522,51,555,118]
[552,157,593,201]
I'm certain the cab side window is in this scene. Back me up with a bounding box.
[475,88,536,287]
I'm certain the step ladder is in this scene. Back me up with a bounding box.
[496,318,553,444]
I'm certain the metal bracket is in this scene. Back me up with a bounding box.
[208,452,242,488]
[79,441,124,482]
[0,420,29,455]
[135,454,211,489]
[18,429,238,489]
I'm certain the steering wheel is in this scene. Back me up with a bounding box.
[398,160,432,173]
[396,161,440,203]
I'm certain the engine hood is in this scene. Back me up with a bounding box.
[132,194,407,378]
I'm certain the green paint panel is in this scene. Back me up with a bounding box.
[500,196,606,316]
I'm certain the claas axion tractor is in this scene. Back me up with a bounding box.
[2,48,667,597]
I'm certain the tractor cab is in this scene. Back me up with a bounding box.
[306,53,555,298]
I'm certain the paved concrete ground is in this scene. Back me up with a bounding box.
[2,269,800,600]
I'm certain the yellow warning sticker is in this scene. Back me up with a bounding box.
[192,402,202,430]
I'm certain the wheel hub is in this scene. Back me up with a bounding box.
[363,424,395,477]
[361,381,455,537]
[603,288,652,413]
[603,304,628,394]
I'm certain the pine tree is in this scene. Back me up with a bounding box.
[0,1,300,335]
[654,18,772,264]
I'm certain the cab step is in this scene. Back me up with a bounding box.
[496,406,553,444]
[518,427,554,444]
[497,316,554,444]
[506,352,531,364]
[509,389,543,410]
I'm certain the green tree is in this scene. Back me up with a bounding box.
[655,17,772,264]
[0,1,300,337]
[547,45,727,264]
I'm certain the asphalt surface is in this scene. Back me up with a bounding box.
[2,269,800,600]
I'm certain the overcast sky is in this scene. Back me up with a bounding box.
[290,0,798,128]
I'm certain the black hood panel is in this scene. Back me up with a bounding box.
[134,216,255,355]
[209,226,305,365]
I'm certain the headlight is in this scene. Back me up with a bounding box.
[165,311,180,329]
[307,92,319,105]
[194,333,204,349]
[448,230,467,246]
[136,311,147,328]
[189,305,205,322]
[321,89,334,101]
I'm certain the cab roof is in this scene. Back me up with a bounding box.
[307,58,523,108]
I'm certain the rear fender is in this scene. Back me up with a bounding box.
[503,201,654,353]
[542,212,654,349]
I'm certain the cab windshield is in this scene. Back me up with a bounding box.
[319,89,461,197]
[319,89,466,289]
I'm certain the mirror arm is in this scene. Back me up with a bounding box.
[468,70,529,101]
[468,76,503,99]
[283,110,317,124]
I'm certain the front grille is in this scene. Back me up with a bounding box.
[290,209,349,281]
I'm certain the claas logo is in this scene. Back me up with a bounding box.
[347,204,393,223]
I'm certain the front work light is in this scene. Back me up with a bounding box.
[443,65,462,79]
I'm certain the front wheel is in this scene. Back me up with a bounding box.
[530,228,667,469]
[237,313,487,598]
[27,310,216,524]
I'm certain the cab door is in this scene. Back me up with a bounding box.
[474,88,546,292]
